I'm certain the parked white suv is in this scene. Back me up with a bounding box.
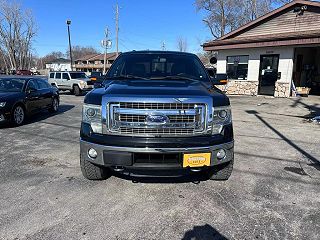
[48,71,94,96]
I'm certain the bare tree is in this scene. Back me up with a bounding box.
[177,37,188,52]
[0,0,37,71]
[67,45,99,61]
[196,0,280,38]
[195,0,240,38]
[197,51,214,67]
[40,51,65,69]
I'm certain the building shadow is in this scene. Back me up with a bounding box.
[182,224,228,240]
[246,110,320,168]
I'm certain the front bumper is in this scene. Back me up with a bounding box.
[80,139,234,169]
[0,109,11,123]
[80,85,94,91]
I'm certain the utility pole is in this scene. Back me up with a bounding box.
[103,27,109,74]
[115,3,119,57]
[66,20,73,70]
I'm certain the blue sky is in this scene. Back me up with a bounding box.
[21,0,211,57]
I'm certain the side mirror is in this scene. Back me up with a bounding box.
[210,57,217,65]
[206,68,216,77]
[211,73,228,85]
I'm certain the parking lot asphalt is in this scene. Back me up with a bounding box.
[0,93,319,240]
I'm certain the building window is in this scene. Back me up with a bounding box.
[227,55,249,80]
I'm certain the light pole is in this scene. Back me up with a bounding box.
[66,19,73,71]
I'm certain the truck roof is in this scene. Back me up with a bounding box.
[122,50,196,57]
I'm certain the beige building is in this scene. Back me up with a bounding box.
[74,53,118,73]
[203,0,320,97]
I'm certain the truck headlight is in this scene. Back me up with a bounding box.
[212,106,232,135]
[82,104,102,133]
[79,81,87,88]
[0,102,6,108]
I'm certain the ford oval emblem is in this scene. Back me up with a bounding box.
[146,115,169,125]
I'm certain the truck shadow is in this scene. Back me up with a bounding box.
[182,224,228,240]
[113,170,211,184]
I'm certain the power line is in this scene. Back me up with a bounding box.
[119,40,130,51]
[119,37,153,48]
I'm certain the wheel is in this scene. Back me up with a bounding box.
[207,159,234,181]
[73,85,81,96]
[80,154,111,180]
[49,97,59,113]
[12,105,25,126]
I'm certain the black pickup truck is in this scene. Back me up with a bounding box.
[80,51,234,181]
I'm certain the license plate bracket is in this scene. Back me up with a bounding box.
[183,153,211,168]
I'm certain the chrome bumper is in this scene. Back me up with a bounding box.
[80,139,234,168]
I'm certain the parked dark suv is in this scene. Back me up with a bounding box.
[80,51,234,181]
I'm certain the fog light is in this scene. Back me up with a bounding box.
[217,149,226,160]
[88,148,98,159]
[218,110,228,119]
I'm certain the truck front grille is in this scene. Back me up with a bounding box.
[119,127,195,135]
[119,114,198,123]
[119,102,197,110]
[107,101,207,137]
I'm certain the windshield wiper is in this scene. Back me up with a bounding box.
[108,75,150,81]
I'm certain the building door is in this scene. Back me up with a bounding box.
[258,55,279,95]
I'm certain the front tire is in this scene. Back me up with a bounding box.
[12,105,25,126]
[80,154,111,180]
[208,160,234,181]
[73,85,81,96]
[49,97,59,113]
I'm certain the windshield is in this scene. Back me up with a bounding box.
[0,78,26,92]
[107,53,209,81]
[70,72,88,79]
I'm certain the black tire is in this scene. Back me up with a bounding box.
[208,159,234,181]
[80,154,111,180]
[49,97,59,113]
[11,104,25,126]
[73,85,81,96]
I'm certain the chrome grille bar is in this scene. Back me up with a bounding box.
[106,100,209,137]
[119,102,198,109]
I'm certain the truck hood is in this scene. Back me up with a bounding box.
[84,79,230,106]
[105,80,214,96]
